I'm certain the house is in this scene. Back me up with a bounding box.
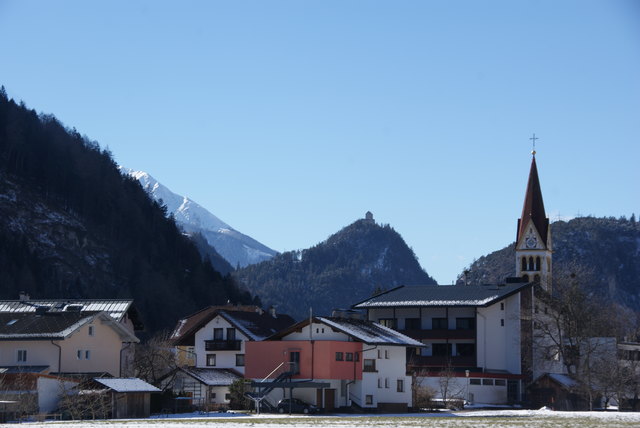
[0,296,143,377]
[352,281,532,404]
[0,311,139,378]
[0,370,78,416]
[244,312,423,412]
[349,152,558,406]
[159,367,242,411]
[167,305,295,408]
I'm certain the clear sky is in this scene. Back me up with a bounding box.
[1,1,638,284]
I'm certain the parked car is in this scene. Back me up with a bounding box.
[276,398,319,414]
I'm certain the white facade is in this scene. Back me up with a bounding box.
[194,315,248,374]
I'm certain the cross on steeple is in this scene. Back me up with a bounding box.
[529,133,539,155]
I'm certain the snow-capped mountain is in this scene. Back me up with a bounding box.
[120,167,277,268]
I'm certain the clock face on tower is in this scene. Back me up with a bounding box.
[526,236,538,249]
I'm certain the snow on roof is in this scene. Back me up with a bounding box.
[354,283,531,308]
[180,368,242,386]
[0,299,133,323]
[317,317,423,347]
[547,373,578,389]
[93,378,160,393]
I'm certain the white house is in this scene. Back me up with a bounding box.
[167,305,296,408]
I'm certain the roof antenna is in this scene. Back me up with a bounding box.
[529,133,539,156]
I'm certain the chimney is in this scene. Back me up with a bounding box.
[19,291,30,301]
[269,306,277,318]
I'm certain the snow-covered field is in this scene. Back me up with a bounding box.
[13,409,640,428]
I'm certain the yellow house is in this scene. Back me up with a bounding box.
[0,311,139,377]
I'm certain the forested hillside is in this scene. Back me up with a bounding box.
[463,216,640,311]
[234,218,436,319]
[0,88,254,333]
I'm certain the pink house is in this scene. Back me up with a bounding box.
[245,313,422,412]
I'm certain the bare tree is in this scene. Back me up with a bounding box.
[134,330,177,387]
[534,265,630,410]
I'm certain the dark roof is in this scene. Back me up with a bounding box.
[0,299,143,330]
[0,312,100,339]
[517,156,549,244]
[0,312,139,342]
[352,283,532,309]
[267,316,423,347]
[170,305,296,346]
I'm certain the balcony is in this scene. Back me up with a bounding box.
[204,339,242,351]
[399,329,476,340]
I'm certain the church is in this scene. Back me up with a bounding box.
[353,149,554,405]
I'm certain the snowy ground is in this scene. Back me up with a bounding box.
[10,409,640,428]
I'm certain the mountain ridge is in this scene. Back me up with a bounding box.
[234,216,437,320]
[121,168,277,268]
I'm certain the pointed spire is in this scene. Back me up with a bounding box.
[517,155,549,244]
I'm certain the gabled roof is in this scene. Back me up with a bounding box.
[517,156,549,244]
[178,367,242,386]
[93,377,160,393]
[352,283,532,309]
[0,299,143,330]
[267,316,423,347]
[0,312,139,342]
[170,305,296,346]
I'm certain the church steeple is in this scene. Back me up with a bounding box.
[516,155,549,246]
[515,150,552,291]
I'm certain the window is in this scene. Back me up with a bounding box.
[227,328,236,341]
[482,379,494,385]
[521,257,527,272]
[432,343,452,357]
[85,350,91,360]
[335,352,344,361]
[77,350,83,360]
[236,354,245,367]
[206,354,216,366]
[378,318,396,329]
[365,395,373,405]
[225,393,231,401]
[535,256,541,271]
[346,352,354,361]
[377,378,382,388]
[88,325,95,336]
[456,318,475,330]
[384,378,389,388]
[470,379,481,385]
[500,319,504,327]
[397,379,404,392]
[405,318,421,330]
[363,359,376,372]
[432,318,448,330]
[384,350,389,359]
[355,352,360,362]
[500,302,504,311]
[289,351,300,374]
[495,379,506,386]
[214,328,223,340]
[528,256,534,271]
[456,343,475,357]
[377,349,382,359]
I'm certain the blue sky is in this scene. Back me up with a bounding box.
[1,1,638,283]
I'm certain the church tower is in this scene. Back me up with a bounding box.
[515,152,552,292]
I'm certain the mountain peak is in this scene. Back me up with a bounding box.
[120,167,277,268]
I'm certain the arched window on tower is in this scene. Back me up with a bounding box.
[521,257,527,272]
[522,274,530,282]
[536,256,541,271]
[534,274,540,283]
[528,256,534,271]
